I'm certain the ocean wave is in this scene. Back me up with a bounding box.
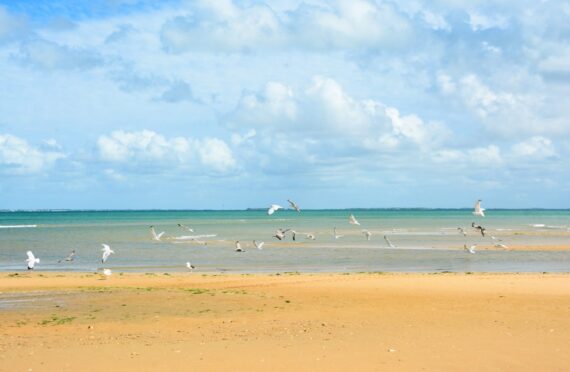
[0,224,37,229]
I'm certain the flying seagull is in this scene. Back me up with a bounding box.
[333,227,343,239]
[273,228,290,240]
[349,214,361,226]
[305,233,316,240]
[186,262,195,270]
[464,244,477,254]
[177,224,194,232]
[26,251,40,270]
[267,204,283,215]
[457,227,467,237]
[473,199,485,217]
[471,222,486,237]
[363,230,372,241]
[384,235,396,248]
[287,199,301,212]
[58,250,76,263]
[149,226,165,241]
[253,240,265,250]
[101,244,115,263]
[235,241,245,252]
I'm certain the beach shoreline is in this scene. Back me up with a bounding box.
[1,272,569,371]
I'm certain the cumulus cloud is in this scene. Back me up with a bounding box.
[0,134,65,174]
[19,38,102,71]
[97,130,236,172]
[511,136,556,159]
[160,0,413,53]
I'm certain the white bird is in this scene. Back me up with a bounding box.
[333,227,343,239]
[253,240,265,250]
[457,227,467,236]
[58,250,76,263]
[149,225,165,241]
[464,244,477,254]
[495,243,509,249]
[102,268,112,276]
[349,214,360,225]
[362,230,372,241]
[101,244,114,263]
[473,199,485,217]
[287,199,301,212]
[177,224,194,232]
[384,235,396,248]
[235,241,244,252]
[26,251,40,270]
[267,204,283,215]
[305,233,316,240]
[186,261,195,270]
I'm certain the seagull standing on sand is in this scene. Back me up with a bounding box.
[253,240,265,250]
[101,244,114,263]
[177,224,194,232]
[58,250,76,263]
[471,222,486,237]
[235,241,245,252]
[384,235,396,248]
[149,226,165,241]
[349,214,360,225]
[464,244,477,254]
[267,204,283,215]
[473,200,485,217]
[290,230,297,241]
[363,230,372,241]
[26,251,40,270]
[287,199,301,212]
[186,262,195,270]
[333,227,343,239]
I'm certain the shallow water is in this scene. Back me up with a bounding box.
[1,209,569,273]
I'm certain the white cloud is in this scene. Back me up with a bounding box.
[19,39,102,71]
[97,130,236,172]
[458,74,517,118]
[511,136,555,159]
[468,12,509,31]
[0,134,65,174]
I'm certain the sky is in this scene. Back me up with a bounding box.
[0,0,569,209]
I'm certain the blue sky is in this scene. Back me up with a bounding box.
[0,0,569,209]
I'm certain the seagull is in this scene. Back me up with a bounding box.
[58,250,76,263]
[149,226,165,241]
[101,244,114,263]
[235,241,245,252]
[273,228,290,240]
[177,224,194,232]
[349,214,360,225]
[457,227,467,236]
[102,268,112,276]
[305,233,316,240]
[267,204,283,215]
[494,243,509,249]
[186,261,195,270]
[26,251,40,270]
[471,222,486,237]
[362,230,372,241]
[333,227,343,239]
[253,240,265,250]
[291,230,297,241]
[287,199,301,212]
[464,244,477,254]
[473,199,485,217]
[384,235,396,248]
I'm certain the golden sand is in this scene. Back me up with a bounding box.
[1,272,569,371]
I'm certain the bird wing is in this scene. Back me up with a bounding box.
[349,214,360,225]
[26,251,35,261]
[157,231,165,239]
[102,244,110,251]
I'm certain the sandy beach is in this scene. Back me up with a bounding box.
[1,272,569,371]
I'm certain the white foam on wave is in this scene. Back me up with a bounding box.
[0,224,37,229]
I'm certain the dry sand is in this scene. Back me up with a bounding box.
[1,272,569,371]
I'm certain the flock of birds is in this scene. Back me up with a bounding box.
[23,199,505,272]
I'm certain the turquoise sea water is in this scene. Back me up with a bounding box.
[1,209,570,273]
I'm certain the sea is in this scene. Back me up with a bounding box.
[1,209,570,273]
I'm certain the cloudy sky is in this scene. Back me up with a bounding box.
[1,0,569,209]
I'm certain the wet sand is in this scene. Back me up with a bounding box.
[1,272,569,371]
